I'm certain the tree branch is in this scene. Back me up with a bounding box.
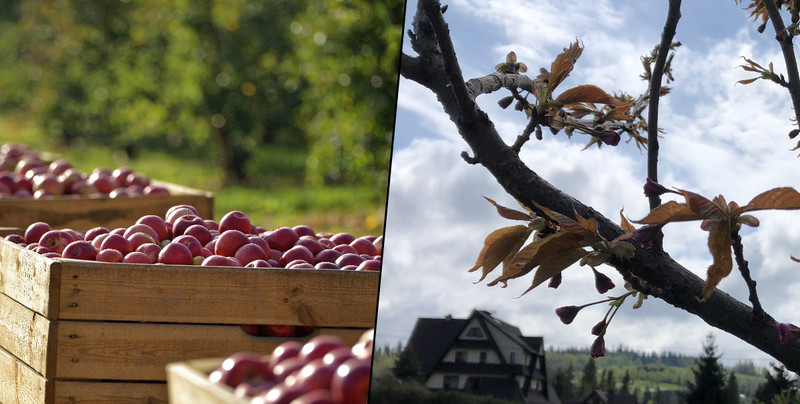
[731,230,765,318]
[762,0,800,129]
[401,0,800,372]
[647,0,681,211]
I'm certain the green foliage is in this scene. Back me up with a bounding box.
[580,358,598,398]
[686,334,730,404]
[0,0,400,188]
[392,344,424,382]
[369,377,520,404]
[753,363,799,404]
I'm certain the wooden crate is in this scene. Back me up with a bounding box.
[166,358,249,404]
[0,179,213,231]
[0,236,379,403]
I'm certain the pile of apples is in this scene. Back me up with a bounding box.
[4,204,382,271]
[208,329,373,404]
[0,142,170,198]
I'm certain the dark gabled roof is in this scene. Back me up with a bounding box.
[406,315,467,377]
[406,309,545,379]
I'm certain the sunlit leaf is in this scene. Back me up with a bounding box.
[619,208,636,233]
[487,231,583,286]
[736,78,759,85]
[682,190,728,220]
[573,207,598,234]
[469,225,532,282]
[549,40,584,91]
[702,221,733,300]
[634,200,705,224]
[520,247,588,296]
[738,187,800,213]
[483,196,535,221]
[556,84,617,105]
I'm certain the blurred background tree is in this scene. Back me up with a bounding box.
[0,0,401,188]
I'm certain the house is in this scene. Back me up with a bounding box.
[405,309,556,404]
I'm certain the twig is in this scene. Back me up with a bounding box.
[762,0,800,130]
[731,230,765,318]
[647,0,682,211]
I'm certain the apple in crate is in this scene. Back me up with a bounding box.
[209,351,273,388]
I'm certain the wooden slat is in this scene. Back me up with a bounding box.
[0,179,213,231]
[0,346,52,404]
[166,358,249,404]
[0,239,61,319]
[0,293,56,378]
[55,321,366,381]
[54,381,167,403]
[57,262,378,327]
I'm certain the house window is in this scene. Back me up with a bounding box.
[479,352,487,363]
[455,351,468,363]
[444,375,459,390]
[466,326,483,338]
[509,352,516,364]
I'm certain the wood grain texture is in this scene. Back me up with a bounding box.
[0,239,61,319]
[0,179,212,231]
[55,321,366,380]
[56,262,378,326]
[0,293,56,378]
[54,380,167,403]
[0,346,51,404]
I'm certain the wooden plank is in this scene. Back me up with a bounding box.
[54,381,167,403]
[0,292,56,378]
[0,238,61,319]
[166,358,249,404]
[57,262,378,327]
[55,321,366,381]
[0,180,213,231]
[0,346,52,404]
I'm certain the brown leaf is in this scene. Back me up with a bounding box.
[736,78,759,85]
[521,247,588,296]
[469,225,532,282]
[634,200,706,225]
[573,207,598,234]
[483,196,535,221]
[702,221,733,300]
[619,208,636,233]
[487,231,583,287]
[549,41,584,91]
[682,190,728,220]
[556,85,617,105]
[738,187,800,213]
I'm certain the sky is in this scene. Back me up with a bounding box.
[376,0,800,367]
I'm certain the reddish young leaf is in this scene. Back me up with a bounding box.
[702,221,733,300]
[469,225,532,282]
[520,247,588,296]
[682,190,728,220]
[483,196,535,221]
[619,209,636,233]
[556,84,618,105]
[487,231,584,287]
[549,41,584,91]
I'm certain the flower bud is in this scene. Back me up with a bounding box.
[590,335,606,358]
[643,177,678,198]
[591,319,606,336]
[632,224,663,249]
[548,273,563,289]
[777,322,800,344]
[597,130,620,146]
[555,305,581,325]
[592,267,615,294]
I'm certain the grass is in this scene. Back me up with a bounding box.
[2,118,386,237]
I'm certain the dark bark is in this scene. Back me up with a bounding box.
[400,0,800,372]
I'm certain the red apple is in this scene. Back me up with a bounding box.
[314,249,342,264]
[96,248,124,263]
[135,215,169,241]
[299,335,348,363]
[251,383,307,404]
[125,172,149,187]
[172,234,204,257]
[350,329,374,359]
[215,229,250,257]
[184,224,212,245]
[201,255,242,267]
[323,347,357,368]
[266,227,299,251]
[172,214,205,237]
[38,230,71,253]
[330,357,371,404]
[62,241,98,261]
[288,261,315,269]
[127,232,157,251]
[271,357,306,383]
[350,238,378,256]
[279,245,315,267]
[335,253,365,268]
[91,233,110,249]
[234,380,276,398]
[123,224,161,243]
[329,232,355,246]
[355,260,381,272]
[219,210,252,234]
[289,358,338,392]
[87,171,116,194]
[296,236,326,256]
[209,351,273,388]
[165,204,200,224]
[111,166,133,186]
[143,184,170,195]
[292,225,316,238]
[5,234,25,245]
[289,389,335,404]
[136,242,161,263]
[100,233,132,255]
[25,222,51,245]
[314,262,339,270]
[245,259,273,268]
[269,340,303,371]
[157,242,193,265]
[234,243,269,266]
[248,235,270,251]
[332,244,358,255]
[123,251,152,264]
[108,187,130,198]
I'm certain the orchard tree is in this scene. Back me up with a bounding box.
[400,0,800,371]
